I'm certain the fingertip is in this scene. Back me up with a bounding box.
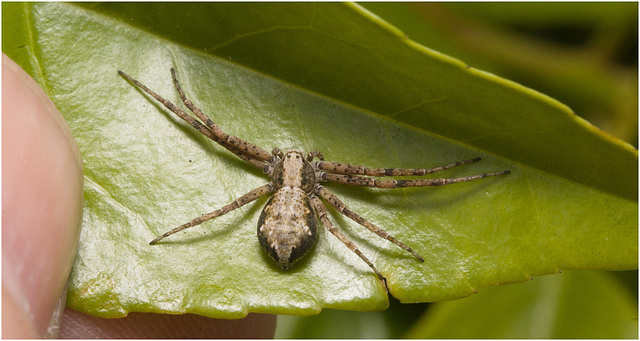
[2,286,39,338]
[2,53,84,337]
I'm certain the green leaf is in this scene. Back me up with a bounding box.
[3,2,636,318]
[406,270,638,338]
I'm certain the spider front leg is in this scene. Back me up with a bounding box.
[322,170,510,189]
[309,195,385,281]
[315,185,425,262]
[118,70,269,170]
[168,68,274,163]
[316,157,482,176]
[149,184,274,245]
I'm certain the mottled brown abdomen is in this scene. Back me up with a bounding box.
[257,187,318,270]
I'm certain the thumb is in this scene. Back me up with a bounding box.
[2,54,84,337]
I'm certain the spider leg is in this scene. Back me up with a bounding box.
[309,195,385,281]
[169,68,273,163]
[321,170,510,189]
[118,70,267,171]
[316,157,482,176]
[149,184,274,245]
[315,185,425,262]
[306,151,324,162]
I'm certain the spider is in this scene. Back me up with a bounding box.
[118,68,510,282]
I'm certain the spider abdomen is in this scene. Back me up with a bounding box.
[257,187,318,270]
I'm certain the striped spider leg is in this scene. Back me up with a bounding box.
[309,156,509,279]
[119,69,276,243]
[119,68,510,282]
[317,158,510,188]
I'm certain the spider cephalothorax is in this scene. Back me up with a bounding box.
[119,68,509,281]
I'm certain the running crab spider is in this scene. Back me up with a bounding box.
[118,68,510,282]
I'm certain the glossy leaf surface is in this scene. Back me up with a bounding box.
[2,2,636,318]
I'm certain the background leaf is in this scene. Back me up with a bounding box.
[2,2,636,321]
[276,270,637,338]
[406,270,637,338]
[362,2,639,145]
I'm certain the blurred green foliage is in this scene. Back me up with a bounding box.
[277,271,637,338]
[276,3,638,338]
[363,2,638,146]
